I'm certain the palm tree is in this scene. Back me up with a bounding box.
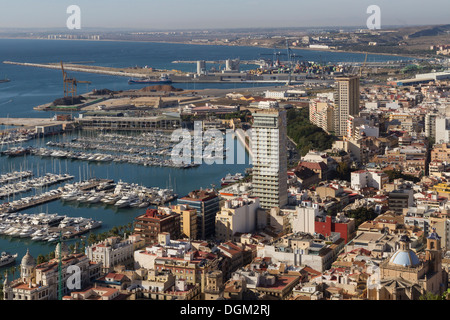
[8,266,17,280]
[87,232,97,245]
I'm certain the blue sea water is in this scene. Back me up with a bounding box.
[0,39,411,274]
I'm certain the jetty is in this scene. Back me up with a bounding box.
[0,178,113,214]
[3,61,173,78]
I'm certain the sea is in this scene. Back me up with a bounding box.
[0,39,412,275]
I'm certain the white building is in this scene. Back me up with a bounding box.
[351,170,389,191]
[86,236,135,273]
[436,117,450,143]
[252,109,288,209]
[347,116,378,139]
[425,112,440,140]
[317,92,335,101]
[257,100,279,109]
[309,99,336,134]
[292,205,320,235]
[134,233,192,270]
[365,102,379,110]
[264,90,288,100]
[256,234,339,272]
[215,197,260,242]
[3,245,101,300]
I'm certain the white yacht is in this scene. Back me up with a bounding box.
[31,234,45,241]
[4,227,17,235]
[76,194,89,202]
[19,228,35,238]
[138,201,150,208]
[61,191,80,201]
[87,194,102,204]
[47,234,59,242]
[10,228,22,237]
[114,195,136,208]
[0,252,17,267]
[85,220,102,230]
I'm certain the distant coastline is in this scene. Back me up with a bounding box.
[0,36,422,61]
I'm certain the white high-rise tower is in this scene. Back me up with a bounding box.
[251,109,288,209]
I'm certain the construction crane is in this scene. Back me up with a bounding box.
[359,52,368,77]
[61,61,91,103]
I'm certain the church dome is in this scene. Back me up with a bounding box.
[389,249,420,267]
[21,249,36,267]
[388,234,421,267]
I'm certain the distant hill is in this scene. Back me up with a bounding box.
[408,24,450,38]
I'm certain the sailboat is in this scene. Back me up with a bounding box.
[0,74,10,83]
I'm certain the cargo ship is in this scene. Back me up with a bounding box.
[128,74,172,84]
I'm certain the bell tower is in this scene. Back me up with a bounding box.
[425,228,442,274]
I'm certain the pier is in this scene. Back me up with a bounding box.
[0,173,74,199]
[4,60,306,84]
[0,178,113,214]
[2,193,63,213]
[3,61,167,79]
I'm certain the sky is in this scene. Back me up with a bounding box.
[0,0,448,30]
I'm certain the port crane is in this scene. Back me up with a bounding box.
[61,61,91,103]
[259,50,286,68]
[285,39,303,85]
[359,52,368,77]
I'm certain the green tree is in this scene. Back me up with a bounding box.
[87,232,97,245]
[419,292,443,300]
[346,207,377,227]
[286,108,335,157]
[336,162,351,181]
[111,226,119,236]
[36,254,47,265]
[384,170,420,183]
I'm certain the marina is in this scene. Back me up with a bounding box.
[26,147,199,168]
[0,211,102,242]
[0,131,36,145]
[0,175,178,215]
[59,179,178,207]
[0,172,74,199]
[0,170,33,185]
